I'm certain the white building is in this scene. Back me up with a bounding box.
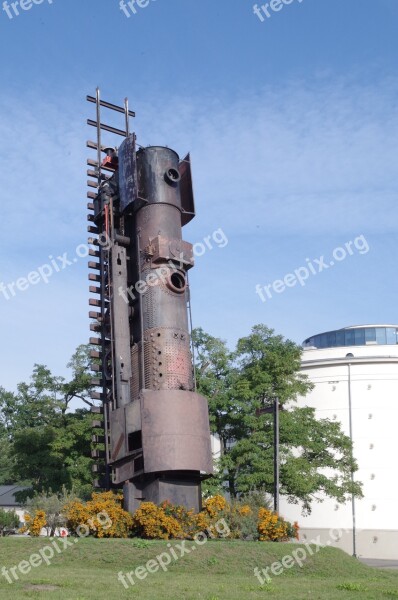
[279,325,398,560]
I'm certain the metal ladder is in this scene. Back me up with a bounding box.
[86,88,135,489]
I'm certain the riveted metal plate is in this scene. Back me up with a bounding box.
[143,327,193,391]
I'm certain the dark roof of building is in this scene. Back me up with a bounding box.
[0,485,29,507]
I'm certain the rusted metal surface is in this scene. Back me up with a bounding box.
[118,134,138,213]
[141,390,213,474]
[179,153,196,226]
[86,92,213,511]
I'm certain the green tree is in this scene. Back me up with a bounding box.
[0,509,19,536]
[193,324,362,512]
[0,433,15,485]
[1,346,96,499]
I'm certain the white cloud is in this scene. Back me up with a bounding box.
[0,77,396,389]
[1,78,396,256]
[136,78,398,235]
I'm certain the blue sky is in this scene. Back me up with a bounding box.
[0,0,397,391]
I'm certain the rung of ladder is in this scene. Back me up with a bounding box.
[87,140,107,152]
[89,286,101,294]
[86,95,135,117]
[88,261,101,270]
[87,169,109,181]
[89,311,101,320]
[87,119,127,137]
[90,298,106,307]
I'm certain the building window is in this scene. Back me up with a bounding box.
[303,326,398,349]
[354,328,365,345]
[365,328,376,343]
[336,330,345,346]
[376,328,386,345]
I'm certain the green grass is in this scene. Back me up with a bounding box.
[0,537,397,599]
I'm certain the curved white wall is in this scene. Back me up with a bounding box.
[279,334,398,559]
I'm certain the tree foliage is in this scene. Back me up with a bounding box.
[0,508,19,536]
[193,324,362,512]
[0,326,363,514]
[0,345,95,500]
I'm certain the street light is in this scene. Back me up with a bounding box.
[257,398,281,513]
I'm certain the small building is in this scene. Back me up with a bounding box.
[0,485,28,526]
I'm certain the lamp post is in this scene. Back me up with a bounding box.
[273,397,280,513]
[258,398,280,513]
[347,361,357,558]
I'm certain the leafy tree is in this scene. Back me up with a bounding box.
[12,427,70,498]
[0,509,19,536]
[0,433,15,485]
[192,327,238,454]
[1,345,96,499]
[193,324,362,512]
[0,387,20,434]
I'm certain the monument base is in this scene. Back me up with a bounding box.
[123,472,203,513]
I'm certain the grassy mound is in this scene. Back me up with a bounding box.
[0,537,397,599]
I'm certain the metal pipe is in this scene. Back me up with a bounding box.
[124,97,130,137]
[95,88,102,187]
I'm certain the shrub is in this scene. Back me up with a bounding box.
[56,489,299,542]
[20,510,47,536]
[287,520,300,540]
[160,501,198,538]
[202,495,229,518]
[131,502,185,540]
[64,491,133,538]
[24,487,77,536]
[226,502,257,540]
[257,507,289,541]
[196,492,298,541]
